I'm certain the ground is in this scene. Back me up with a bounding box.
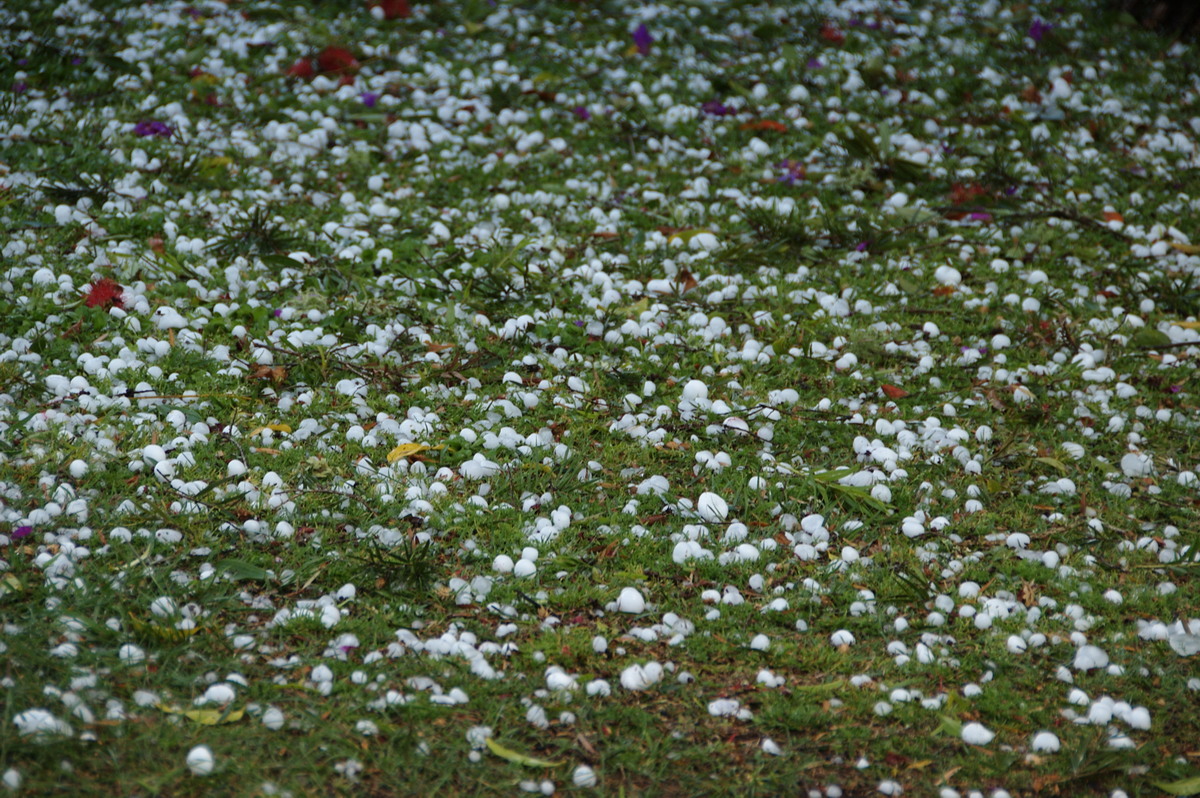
[2,0,1200,796]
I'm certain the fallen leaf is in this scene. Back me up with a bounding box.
[158,703,245,726]
[128,615,198,644]
[286,58,315,79]
[377,0,411,19]
[1170,242,1200,255]
[316,46,359,75]
[881,383,909,399]
[249,423,293,436]
[675,268,698,293]
[1154,775,1200,796]
[249,365,288,385]
[1171,320,1200,330]
[1102,211,1124,223]
[485,737,563,768]
[739,119,788,133]
[819,21,845,45]
[387,443,430,463]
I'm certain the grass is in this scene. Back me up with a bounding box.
[2,0,1200,795]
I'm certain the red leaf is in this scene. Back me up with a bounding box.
[84,278,124,310]
[317,46,359,75]
[378,0,411,19]
[948,182,989,206]
[881,383,909,399]
[819,22,845,45]
[1102,211,1124,223]
[739,120,788,133]
[285,58,315,79]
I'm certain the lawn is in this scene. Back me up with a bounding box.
[2,0,1200,795]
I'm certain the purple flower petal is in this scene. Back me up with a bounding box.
[701,100,735,117]
[1028,18,1053,42]
[571,106,591,121]
[12,526,32,540]
[360,92,379,108]
[632,24,653,55]
[134,120,174,138]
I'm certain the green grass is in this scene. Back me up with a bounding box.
[2,0,1200,795]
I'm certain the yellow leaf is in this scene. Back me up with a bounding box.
[667,228,713,244]
[387,443,430,463]
[908,759,934,771]
[1170,320,1200,330]
[201,156,233,170]
[0,572,22,597]
[485,737,563,768]
[128,614,199,643]
[158,703,245,725]
[249,423,292,437]
[1170,242,1200,255]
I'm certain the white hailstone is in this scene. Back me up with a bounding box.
[226,460,247,477]
[1120,453,1155,478]
[492,555,515,574]
[545,667,578,692]
[201,683,236,705]
[616,587,646,614]
[887,192,909,208]
[585,680,611,697]
[961,722,995,746]
[13,709,72,738]
[749,634,770,651]
[1006,636,1028,654]
[723,416,750,434]
[186,745,215,776]
[681,379,708,402]
[356,720,379,736]
[262,707,285,730]
[830,630,856,647]
[619,662,663,691]
[153,307,187,331]
[1073,645,1109,671]
[1030,731,1061,752]
[512,559,537,578]
[696,492,729,522]
[3,769,21,790]
[761,738,783,756]
[149,596,178,617]
[118,644,145,664]
[572,765,598,788]
[934,265,962,286]
[592,636,608,654]
[69,459,88,478]
[708,698,742,717]
[1127,706,1151,730]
